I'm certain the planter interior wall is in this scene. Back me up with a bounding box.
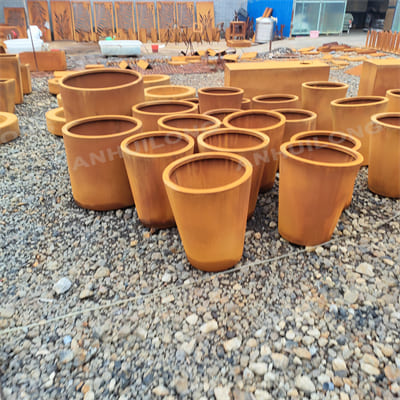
[198,86,244,113]
[121,131,195,228]
[251,94,300,111]
[62,115,142,210]
[369,112,400,198]
[144,85,196,101]
[279,140,363,246]
[60,68,144,122]
[203,108,241,121]
[163,152,253,272]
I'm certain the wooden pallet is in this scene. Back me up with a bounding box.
[115,1,137,40]
[93,2,115,40]
[366,30,400,54]
[27,0,52,41]
[50,1,74,40]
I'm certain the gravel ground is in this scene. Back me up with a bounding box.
[0,53,399,400]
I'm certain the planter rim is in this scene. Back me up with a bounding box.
[241,97,250,103]
[290,130,362,151]
[223,109,286,131]
[252,93,299,102]
[185,97,199,103]
[0,78,15,83]
[158,113,221,132]
[203,108,241,116]
[302,81,349,89]
[143,74,169,80]
[132,99,198,115]
[62,115,143,140]
[198,127,270,153]
[274,108,317,121]
[145,84,194,95]
[120,131,195,159]
[386,89,400,96]
[198,86,244,96]
[331,96,388,108]
[60,68,143,92]
[46,107,65,121]
[281,140,364,168]
[163,151,253,195]
[0,112,18,126]
[371,112,400,129]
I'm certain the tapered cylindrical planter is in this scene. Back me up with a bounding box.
[163,152,253,271]
[0,79,16,113]
[301,81,348,130]
[331,96,388,166]
[46,107,66,137]
[241,97,251,110]
[144,85,196,101]
[203,108,241,121]
[60,68,144,122]
[158,113,221,151]
[143,74,171,89]
[132,100,197,131]
[279,140,363,246]
[198,128,270,217]
[274,108,317,144]
[251,94,300,110]
[369,112,400,198]
[291,130,362,208]
[198,86,244,113]
[223,109,285,191]
[0,112,19,144]
[62,115,142,210]
[386,89,400,112]
[121,131,195,228]
[185,97,200,112]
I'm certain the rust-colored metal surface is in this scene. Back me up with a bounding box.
[136,2,156,42]
[72,1,94,42]
[27,1,52,41]
[50,1,74,40]
[115,1,136,40]
[157,2,176,42]
[196,1,214,42]
[4,8,27,38]
[93,2,115,40]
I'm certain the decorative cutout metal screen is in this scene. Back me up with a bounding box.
[157,2,176,42]
[94,2,115,39]
[176,2,195,28]
[136,2,156,37]
[4,8,27,37]
[50,1,74,40]
[72,1,93,42]
[115,1,136,40]
[27,0,52,41]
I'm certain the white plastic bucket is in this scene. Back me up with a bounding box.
[255,17,274,43]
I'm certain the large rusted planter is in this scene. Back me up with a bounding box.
[222,109,285,191]
[251,93,300,110]
[144,85,196,101]
[121,131,195,228]
[198,128,270,217]
[386,89,400,112]
[0,112,19,144]
[0,79,16,113]
[290,130,362,208]
[143,74,171,89]
[301,81,348,130]
[163,152,253,272]
[62,115,142,210]
[157,113,221,151]
[198,86,244,113]
[203,108,241,121]
[331,96,388,166]
[60,68,144,122]
[279,140,363,246]
[369,112,400,198]
[131,100,197,131]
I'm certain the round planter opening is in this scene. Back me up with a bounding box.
[291,131,360,149]
[387,89,400,96]
[62,70,139,89]
[160,115,220,131]
[147,86,191,96]
[204,108,240,121]
[68,119,138,137]
[201,129,266,150]
[143,74,168,83]
[333,97,387,106]
[225,112,282,130]
[135,102,195,114]
[286,142,359,164]
[276,110,314,121]
[126,134,192,155]
[201,87,242,95]
[169,156,247,190]
[373,115,400,127]
[305,82,347,89]
[186,97,199,104]
[256,95,297,102]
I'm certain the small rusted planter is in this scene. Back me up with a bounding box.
[62,115,142,210]
[198,86,244,113]
[0,112,19,144]
[121,131,195,228]
[132,100,197,131]
[143,74,171,89]
[60,68,144,122]
[0,79,16,113]
[144,85,196,101]
[251,93,300,111]
[386,89,400,112]
[46,107,66,137]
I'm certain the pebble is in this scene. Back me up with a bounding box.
[249,362,268,376]
[295,375,316,394]
[360,362,380,376]
[181,339,196,355]
[79,289,94,299]
[333,358,348,372]
[200,319,218,334]
[0,305,15,318]
[175,376,188,394]
[271,353,289,370]
[254,389,272,400]
[356,262,375,277]
[53,277,72,294]
[84,391,94,400]
[214,386,231,400]
[223,337,242,353]
[344,289,358,304]
[59,350,74,364]
[152,385,169,396]
[362,354,380,368]
[384,365,400,381]
[94,266,110,279]
[293,348,311,360]
[135,327,148,341]
[186,314,199,325]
